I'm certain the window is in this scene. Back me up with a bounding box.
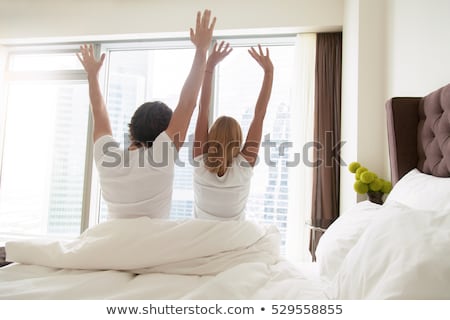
[0,37,299,256]
[0,50,89,238]
[9,52,82,71]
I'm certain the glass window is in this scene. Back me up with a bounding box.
[0,81,89,236]
[9,52,83,71]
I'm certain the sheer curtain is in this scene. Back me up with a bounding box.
[286,33,316,262]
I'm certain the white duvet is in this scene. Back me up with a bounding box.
[0,219,326,299]
[6,218,280,275]
[3,198,448,299]
[326,202,450,299]
[316,201,450,299]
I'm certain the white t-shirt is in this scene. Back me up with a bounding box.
[193,154,253,220]
[94,132,176,219]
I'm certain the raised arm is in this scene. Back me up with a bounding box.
[165,10,216,150]
[241,45,274,166]
[193,41,232,158]
[76,44,112,142]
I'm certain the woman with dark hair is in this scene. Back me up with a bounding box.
[77,10,216,219]
[193,42,274,220]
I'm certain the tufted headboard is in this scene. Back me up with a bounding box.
[386,83,450,185]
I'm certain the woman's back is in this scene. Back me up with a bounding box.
[192,42,273,221]
[193,154,253,220]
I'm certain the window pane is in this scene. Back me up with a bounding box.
[100,48,196,221]
[9,53,83,71]
[0,82,89,236]
[215,45,295,254]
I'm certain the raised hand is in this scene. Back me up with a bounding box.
[241,45,274,166]
[206,41,232,70]
[76,44,106,76]
[248,45,273,74]
[193,41,231,158]
[190,9,216,51]
[75,44,111,141]
[166,9,216,150]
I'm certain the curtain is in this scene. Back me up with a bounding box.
[286,33,316,262]
[310,32,342,261]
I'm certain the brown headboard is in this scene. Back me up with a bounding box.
[386,83,450,185]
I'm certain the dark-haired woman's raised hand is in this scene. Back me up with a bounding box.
[76,44,106,77]
[166,9,217,150]
[76,44,112,141]
[190,10,216,52]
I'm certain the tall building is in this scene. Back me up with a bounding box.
[239,102,290,253]
[263,102,290,252]
[47,85,88,235]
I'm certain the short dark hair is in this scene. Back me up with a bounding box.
[128,101,172,148]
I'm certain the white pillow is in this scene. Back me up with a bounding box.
[328,202,450,299]
[315,201,381,282]
[385,168,450,211]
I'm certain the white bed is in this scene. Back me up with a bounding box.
[0,218,326,299]
[1,84,450,299]
[1,169,449,300]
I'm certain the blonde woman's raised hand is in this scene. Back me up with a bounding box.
[206,41,232,70]
[241,45,273,166]
[190,10,216,52]
[76,44,105,76]
[248,44,274,74]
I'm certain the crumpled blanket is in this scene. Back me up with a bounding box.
[6,218,280,275]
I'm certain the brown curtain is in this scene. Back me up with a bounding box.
[310,32,342,260]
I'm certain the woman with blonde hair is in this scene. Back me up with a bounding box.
[193,42,274,220]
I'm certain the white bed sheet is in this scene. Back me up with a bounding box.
[0,260,326,299]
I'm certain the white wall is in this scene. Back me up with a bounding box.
[340,0,359,212]
[386,0,450,97]
[340,0,389,213]
[0,0,344,42]
[340,0,450,214]
[355,0,389,204]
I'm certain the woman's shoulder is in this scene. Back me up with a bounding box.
[235,153,253,170]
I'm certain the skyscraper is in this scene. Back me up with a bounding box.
[47,85,89,235]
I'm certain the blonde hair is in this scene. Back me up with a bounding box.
[205,116,243,177]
